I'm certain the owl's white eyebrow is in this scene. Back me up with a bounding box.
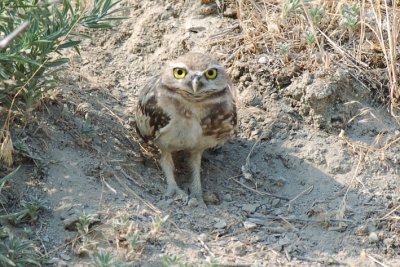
[207,64,224,70]
[169,63,187,69]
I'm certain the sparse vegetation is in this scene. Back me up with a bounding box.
[90,250,115,267]
[160,255,191,267]
[0,0,127,110]
[0,167,45,266]
[151,214,169,234]
[0,228,42,267]
[0,0,127,166]
[340,3,360,32]
[0,1,127,265]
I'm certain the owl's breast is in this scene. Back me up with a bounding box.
[155,116,203,150]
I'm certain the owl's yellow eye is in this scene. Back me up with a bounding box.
[173,68,187,79]
[204,68,218,80]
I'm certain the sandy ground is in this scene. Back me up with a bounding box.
[3,0,400,266]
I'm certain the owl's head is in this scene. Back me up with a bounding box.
[160,52,230,97]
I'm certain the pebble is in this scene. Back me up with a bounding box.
[223,193,233,202]
[47,258,61,264]
[223,7,237,18]
[258,56,268,64]
[114,165,122,171]
[243,220,257,230]
[214,219,227,229]
[355,225,369,236]
[47,258,68,267]
[188,198,199,207]
[368,232,379,243]
[198,233,209,242]
[203,192,220,205]
[60,253,71,261]
[242,203,260,213]
[63,214,79,231]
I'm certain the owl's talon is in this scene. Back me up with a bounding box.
[165,186,188,200]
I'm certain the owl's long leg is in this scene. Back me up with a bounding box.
[189,150,206,206]
[160,151,187,198]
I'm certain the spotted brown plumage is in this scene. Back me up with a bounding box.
[135,52,237,206]
[136,77,170,142]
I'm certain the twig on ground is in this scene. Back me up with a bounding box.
[197,238,215,258]
[231,176,290,201]
[248,214,354,225]
[286,185,314,207]
[366,253,390,267]
[294,255,347,266]
[120,166,145,185]
[378,204,400,221]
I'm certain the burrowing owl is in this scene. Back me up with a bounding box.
[135,52,237,206]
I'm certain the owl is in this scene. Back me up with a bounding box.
[135,52,237,206]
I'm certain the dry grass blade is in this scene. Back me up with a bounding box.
[287,185,313,206]
[366,0,400,116]
[379,204,400,220]
[231,176,290,201]
[366,253,390,267]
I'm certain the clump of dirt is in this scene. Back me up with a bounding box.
[2,0,400,266]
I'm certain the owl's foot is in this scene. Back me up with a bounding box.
[196,198,207,210]
[165,185,188,200]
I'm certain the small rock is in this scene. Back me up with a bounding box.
[188,198,199,207]
[369,232,379,243]
[355,225,369,236]
[63,214,79,231]
[223,193,233,202]
[243,220,257,230]
[223,7,237,18]
[60,253,71,261]
[270,93,278,100]
[47,258,68,267]
[242,203,260,213]
[338,129,346,138]
[199,233,209,242]
[258,56,268,64]
[47,258,61,264]
[204,191,220,205]
[214,219,227,229]
[114,165,122,171]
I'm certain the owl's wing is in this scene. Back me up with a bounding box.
[135,76,170,142]
[232,99,238,133]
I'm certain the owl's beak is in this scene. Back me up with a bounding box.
[192,75,201,93]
